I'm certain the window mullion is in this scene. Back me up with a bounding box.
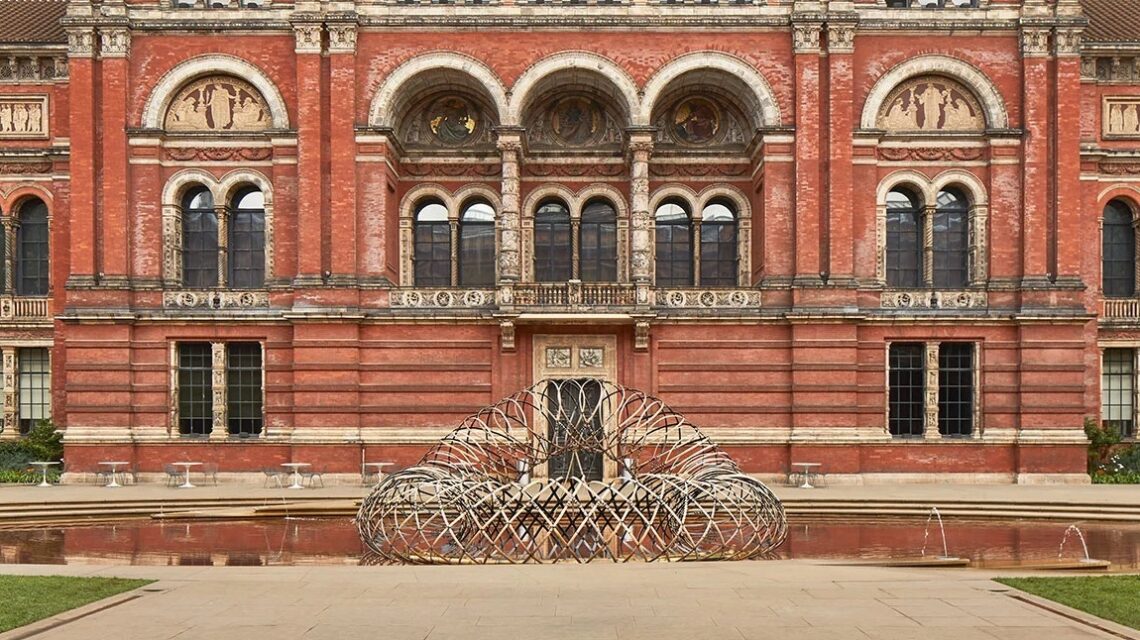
[217,206,229,289]
[1,219,11,294]
[210,342,226,440]
[571,219,581,281]
[923,206,935,288]
[924,342,940,437]
[450,220,459,287]
[692,222,702,287]
[1,348,14,438]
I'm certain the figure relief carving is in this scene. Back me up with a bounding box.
[526,96,623,150]
[876,77,985,133]
[401,95,497,150]
[1104,98,1140,138]
[164,77,270,133]
[0,96,48,138]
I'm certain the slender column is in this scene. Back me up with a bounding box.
[924,342,940,437]
[293,23,324,284]
[0,348,15,438]
[65,29,96,285]
[1054,27,1083,285]
[328,23,358,283]
[571,217,581,281]
[97,27,130,283]
[1020,27,1052,287]
[450,219,460,287]
[628,134,653,305]
[2,217,14,292]
[792,20,823,287]
[210,342,226,440]
[496,132,522,295]
[922,205,935,287]
[216,205,229,288]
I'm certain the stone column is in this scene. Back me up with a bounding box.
[2,217,14,292]
[628,134,653,307]
[924,342,940,437]
[0,347,15,438]
[216,204,229,288]
[922,205,935,287]
[496,131,522,303]
[210,342,227,440]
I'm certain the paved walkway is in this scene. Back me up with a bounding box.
[1,560,1134,640]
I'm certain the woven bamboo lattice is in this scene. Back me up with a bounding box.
[356,379,787,563]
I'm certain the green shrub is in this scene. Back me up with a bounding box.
[0,468,60,484]
[0,420,63,475]
[1084,416,1120,473]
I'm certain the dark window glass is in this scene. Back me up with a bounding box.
[886,189,922,288]
[228,188,265,289]
[888,343,925,438]
[227,342,263,437]
[17,347,50,435]
[933,188,969,289]
[655,201,692,287]
[182,188,218,288]
[700,202,737,286]
[413,201,451,287]
[535,200,571,282]
[16,199,49,296]
[938,343,974,437]
[178,343,212,436]
[579,200,617,283]
[1103,200,1136,298]
[459,201,495,287]
[1102,348,1135,439]
[545,379,604,481]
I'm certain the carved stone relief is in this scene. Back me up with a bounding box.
[654,289,760,309]
[876,77,985,133]
[400,94,497,150]
[1094,57,1140,84]
[652,95,747,150]
[165,147,272,162]
[1104,97,1140,138]
[164,77,271,133]
[163,290,269,309]
[880,290,988,310]
[0,96,48,139]
[525,96,623,150]
[546,347,571,369]
[0,57,67,83]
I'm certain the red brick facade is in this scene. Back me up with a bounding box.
[1,0,1137,483]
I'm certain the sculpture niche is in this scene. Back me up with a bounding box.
[356,379,787,564]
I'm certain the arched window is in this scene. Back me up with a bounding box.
[413,200,451,287]
[15,199,49,296]
[459,200,495,287]
[1103,200,1136,298]
[534,199,571,282]
[579,199,617,283]
[886,188,923,288]
[699,201,736,287]
[655,201,692,287]
[182,187,218,288]
[933,188,969,289]
[228,188,265,289]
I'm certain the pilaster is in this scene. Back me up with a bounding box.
[1020,26,1052,289]
[497,131,522,290]
[293,22,324,284]
[98,26,130,285]
[0,348,15,438]
[210,342,226,440]
[1054,27,1083,287]
[328,21,358,284]
[628,132,653,308]
[924,342,940,436]
[792,19,823,290]
[825,19,856,289]
[65,27,96,286]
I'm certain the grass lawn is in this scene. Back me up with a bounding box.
[0,575,154,633]
[995,575,1140,630]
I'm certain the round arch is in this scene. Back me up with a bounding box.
[507,51,639,126]
[931,169,989,206]
[1097,187,1140,218]
[521,185,578,219]
[860,56,1008,130]
[876,169,937,207]
[369,53,509,128]
[162,168,221,206]
[3,186,54,213]
[697,185,752,220]
[400,184,458,221]
[573,184,629,219]
[649,185,699,214]
[218,169,274,206]
[141,55,290,130]
[640,52,782,128]
[454,184,504,213]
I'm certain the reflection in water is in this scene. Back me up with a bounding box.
[0,517,1138,569]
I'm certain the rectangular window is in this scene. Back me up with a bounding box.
[938,343,974,437]
[1102,348,1135,439]
[178,343,213,436]
[414,222,451,286]
[888,343,925,437]
[17,347,50,435]
[226,342,263,437]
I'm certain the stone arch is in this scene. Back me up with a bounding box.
[932,169,988,206]
[369,52,509,129]
[640,52,781,129]
[697,185,752,287]
[454,184,503,214]
[1097,186,1140,217]
[508,51,639,126]
[218,169,274,206]
[861,56,1008,130]
[162,168,221,205]
[697,184,751,220]
[649,184,699,213]
[141,55,289,130]
[3,185,54,213]
[522,184,578,218]
[574,183,629,219]
[401,184,458,220]
[876,169,936,207]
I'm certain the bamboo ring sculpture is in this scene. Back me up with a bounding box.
[356,379,787,563]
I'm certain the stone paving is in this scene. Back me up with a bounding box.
[1,560,1133,640]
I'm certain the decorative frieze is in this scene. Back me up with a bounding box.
[164,147,272,162]
[876,147,984,162]
[654,289,760,309]
[1099,162,1140,176]
[0,161,52,175]
[0,96,48,139]
[163,290,270,309]
[0,57,67,83]
[390,288,495,309]
[1103,97,1140,138]
[880,290,988,310]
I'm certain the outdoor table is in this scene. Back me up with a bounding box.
[281,462,310,489]
[29,461,59,487]
[363,462,394,486]
[792,462,822,489]
[99,461,129,488]
[172,461,202,489]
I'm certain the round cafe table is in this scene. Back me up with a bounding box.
[29,461,59,487]
[172,461,202,489]
[99,461,129,488]
[281,463,310,489]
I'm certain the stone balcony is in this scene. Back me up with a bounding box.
[390,282,761,312]
[1102,298,1140,322]
[0,297,51,322]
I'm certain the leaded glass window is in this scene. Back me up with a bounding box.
[17,347,50,435]
[182,188,218,288]
[1102,348,1135,439]
[459,201,495,287]
[888,343,925,437]
[178,343,212,436]
[227,342,263,437]
[933,188,969,289]
[16,199,49,296]
[1103,200,1136,298]
[886,189,922,288]
[699,201,736,287]
[228,188,265,289]
[414,200,451,287]
[579,199,617,283]
[535,200,571,282]
[938,343,974,437]
[655,201,692,287]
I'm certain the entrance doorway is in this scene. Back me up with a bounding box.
[544,379,604,480]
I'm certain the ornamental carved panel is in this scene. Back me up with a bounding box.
[525,96,624,151]
[0,96,48,139]
[399,94,497,150]
[1104,97,1140,138]
[164,77,271,133]
[876,77,985,133]
[652,95,748,151]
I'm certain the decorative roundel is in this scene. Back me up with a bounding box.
[672,97,721,145]
[550,96,604,146]
[427,96,479,146]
